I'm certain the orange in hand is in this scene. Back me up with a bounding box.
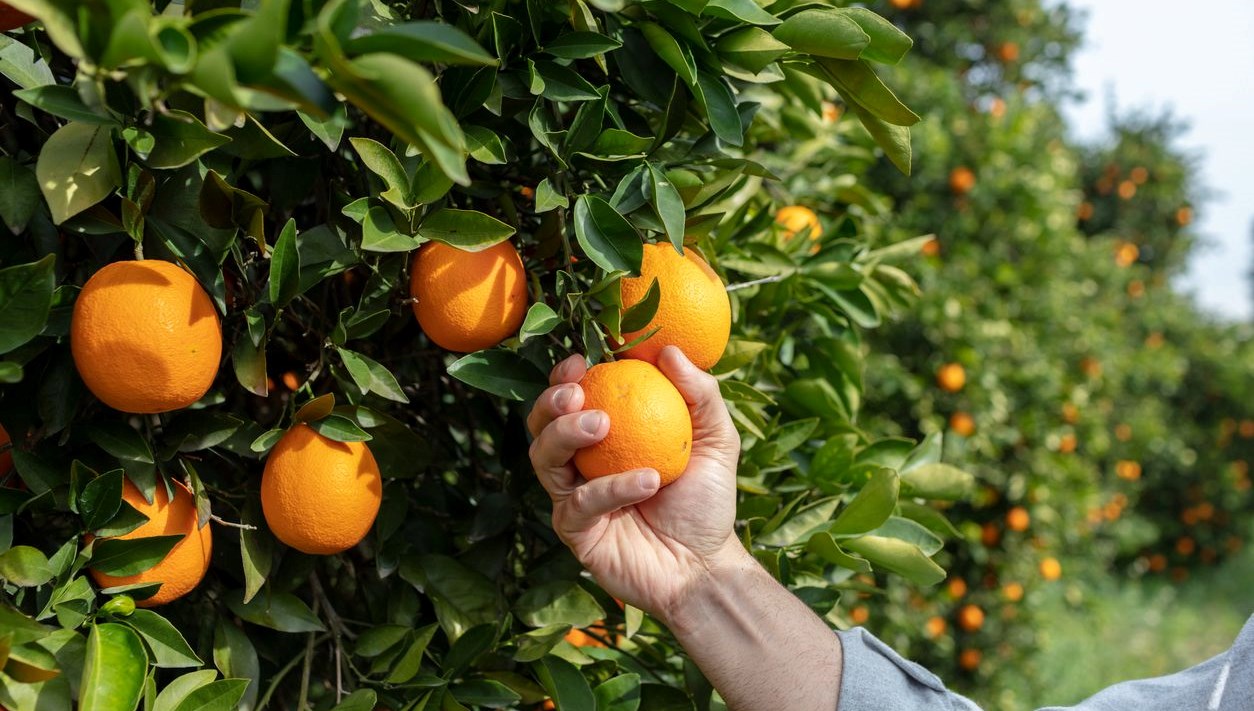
[573,360,692,486]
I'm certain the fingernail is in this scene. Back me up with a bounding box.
[638,470,660,492]
[553,385,574,410]
[580,411,604,434]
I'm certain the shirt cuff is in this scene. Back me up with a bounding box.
[837,627,981,711]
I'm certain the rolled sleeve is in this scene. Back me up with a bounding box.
[837,627,982,710]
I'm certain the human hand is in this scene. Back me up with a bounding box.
[526,345,743,621]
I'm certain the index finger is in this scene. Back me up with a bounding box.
[527,355,589,438]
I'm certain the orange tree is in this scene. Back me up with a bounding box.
[0,1,978,709]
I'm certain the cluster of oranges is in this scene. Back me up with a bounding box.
[45,228,734,605]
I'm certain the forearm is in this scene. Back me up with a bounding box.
[662,540,843,711]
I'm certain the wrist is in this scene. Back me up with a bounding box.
[659,536,760,635]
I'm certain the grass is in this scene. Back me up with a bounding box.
[1023,533,1254,707]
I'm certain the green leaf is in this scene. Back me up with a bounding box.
[717,26,790,73]
[900,463,975,501]
[639,23,696,87]
[126,609,202,669]
[646,164,686,251]
[384,623,437,683]
[80,623,147,711]
[830,468,899,536]
[232,307,268,397]
[448,351,547,401]
[239,500,272,604]
[224,590,326,633]
[269,218,301,308]
[464,126,510,165]
[212,621,259,710]
[693,71,742,147]
[87,422,154,464]
[515,581,605,628]
[309,414,373,442]
[0,156,40,233]
[350,137,413,209]
[417,208,516,251]
[620,278,661,333]
[338,348,410,403]
[79,470,125,531]
[573,195,644,274]
[346,22,497,66]
[14,84,117,125]
[450,680,521,708]
[0,254,55,354]
[842,8,914,65]
[535,178,568,213]
[867,516,944,556]
[519,302,561,343]
[171,679,249,711]
[293,393,336,423]
[846,98,912,175]
[89,535,182,576]
[758,497,840,546]
[532,60,603,101]
[806,533,872,572]
[545,31,622,59]
[146,111,231,169]
[444,623,496,675]
[816,58,919,126]
[354,625,410,657]
[594,674,642,711]
[535,656,594,711]
[773,10,869,60]
[841,536,945,586]
[704,0,782,26]
[0,545,53,586]
[361,206,421,253]
[331,689,378,711]
[154,670,219,711]
[400,554,505,641]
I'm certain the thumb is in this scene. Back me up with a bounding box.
[655,346,739,459]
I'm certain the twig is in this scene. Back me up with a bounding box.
[725,274,789,292]
[335,642,343,703]
[297,596,320,711]
[209,515,257,530]
[309,572,357,640]
[256,634,329,710]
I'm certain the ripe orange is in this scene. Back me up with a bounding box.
[618,243,731,371]
[0,3,33,31]
[924,616,947,638]
[1130,166,1149,184]
[1115,460,1141,481]
[949,167,976,195]
[957,604,984,632]
[921,237,941,257]
[821,101,842,123]
[1148,554,1167,573]
[281,371,302,391]
[261,425,383,554]
[947,577,967,599]
[1114,241,1139,267]
[89,479,213,607]
[949,411,975,437]
[996,42,1020,63]
[72,260,222,414]
[959,648,982,671]
[410,240,528,352]
[1175,537,1195,556]
[774,205,823,241]
[1114,423,1132,441]
[936,362,966,392]
[1076,201,1094,221]
[1079,356,1102,378]
[1117,180,1137,200]
[1061,402,1079,424]
[1002,582,1024,602]
[1005,506,1030,532]
[573,360,692,486]
[980,522,1000,547]
[1058,433,1077,454]
[987,97,1006,119]
[1175,206,1193,226]
[849,605,870,625]
[564,622,607,648]
[1039,556,1062,581]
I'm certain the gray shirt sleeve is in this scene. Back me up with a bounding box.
[836,614,1253,711]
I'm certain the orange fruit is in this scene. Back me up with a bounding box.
[949,167,976,195]
[1117,180,1137,200]
[987,97,1006,119]
[959,648,982,671]
[72,260,222,414]
[1002,582,1024,602]
[936,362,966,392]
[1005,506,1030,532]
[1058,433,1077,454]
[1076,201,1094,221]
[1080,356,1102,378]
[1114,423,1132,441]
[618,243,731,371]
[774,205,823,241]
[849,605,869,625]
[573,360,692,486]
[281,371,302,391]
[996,42,1020,63]
[1175,537,1195,556]
[980,522,1000,547]
[821,101,842,123]
[1129,166,1149,184]
[0,3,33,32]
[924,616,947,638]
[1114,241,1139,267]
[410,240,528,352]
[0,422,12,476]
[949,411,975,437]
[261,425,382,554]
[947,577,967,599]
[1175,206,1193,226]
[89,478,213,607]
[1127,280,1145,298]
[1148,554,1167,573]
[1061,402,1079,424]
[1115,460,1141,481]
[564,623,607,648]
[957,604,984,632]
[1039,556,1062,581]
[921,237,941,257]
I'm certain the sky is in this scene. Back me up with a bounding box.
[1061,0,1253,322]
